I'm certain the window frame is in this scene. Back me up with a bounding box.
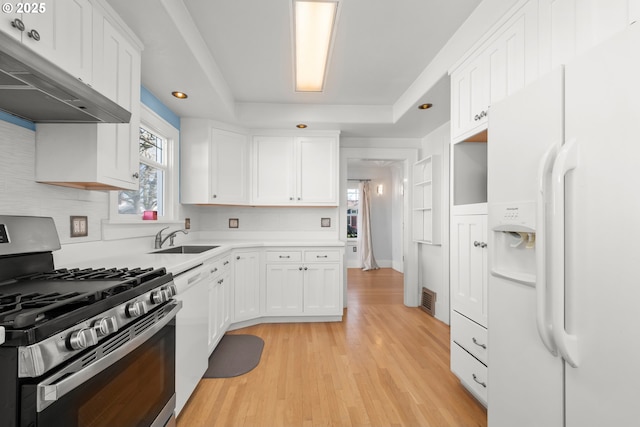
[108,104,179,223]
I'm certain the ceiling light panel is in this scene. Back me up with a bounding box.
[294,0,338,92]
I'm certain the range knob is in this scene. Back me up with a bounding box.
[164,284,177,298]
[150,289,168,305]
[125,300,148,318]
[92,316,118,337]
[67,327,98,351]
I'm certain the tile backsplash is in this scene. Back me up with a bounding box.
[0,120,109,244]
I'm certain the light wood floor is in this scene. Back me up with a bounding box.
[177,268,487,427]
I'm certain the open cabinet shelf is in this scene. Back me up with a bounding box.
[412,155,441,245]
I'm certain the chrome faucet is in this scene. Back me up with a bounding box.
[154,227,189,249]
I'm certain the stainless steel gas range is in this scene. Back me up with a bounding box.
[0,215,181,427]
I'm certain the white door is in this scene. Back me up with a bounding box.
[563,25,640,427]
[297,136,338,204]
[487,66,565,427]
[303,264,341,315]
[233,251,260,322]
[265,264,303,314]
[450,214,488,327]
[252,136,295,204]
[211,129,248,203]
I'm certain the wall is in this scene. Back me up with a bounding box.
[0,120,110,244]
[418,122,451,324]
[189,205,340,241]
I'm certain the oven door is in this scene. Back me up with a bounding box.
[21,301,181,427]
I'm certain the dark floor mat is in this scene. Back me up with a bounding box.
[203,334,264,378]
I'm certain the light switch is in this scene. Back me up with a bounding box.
[70,216,88,237]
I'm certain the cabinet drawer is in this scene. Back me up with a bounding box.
[451,310,488,365]
[451,343,488,406]
[265,251,302,262]
[207,255,231,277]
[304,250,341,262]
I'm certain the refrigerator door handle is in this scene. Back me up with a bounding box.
[536,144,558,356]
[550,138,580,368]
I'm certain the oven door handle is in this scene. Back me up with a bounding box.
[37,301,182,412]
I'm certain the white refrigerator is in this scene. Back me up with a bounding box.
[487,23,640,427]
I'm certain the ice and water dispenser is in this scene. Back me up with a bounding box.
[489,201,537,286]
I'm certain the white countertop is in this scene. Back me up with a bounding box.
[62,239,345,276]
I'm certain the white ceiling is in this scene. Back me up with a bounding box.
[106,0,481,138]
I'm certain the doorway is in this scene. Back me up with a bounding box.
[340,147,419,307]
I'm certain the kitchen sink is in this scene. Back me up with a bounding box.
[152,245,219,254]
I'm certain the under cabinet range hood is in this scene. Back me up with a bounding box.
[0,31,131,124]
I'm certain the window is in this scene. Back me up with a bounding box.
[110,105,178,222]
[347,187,359,238]
[118,126,167,215]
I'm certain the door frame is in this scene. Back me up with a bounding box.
[340,147,419,307]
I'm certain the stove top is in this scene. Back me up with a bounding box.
[0,267,173,346]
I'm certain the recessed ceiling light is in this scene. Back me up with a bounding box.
[418,103,433,110]
[172,91,188,99]
[296,123,308,129]
[294,1,338,92]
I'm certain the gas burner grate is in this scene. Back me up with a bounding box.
[0,267,168,330]
[20,267,156,282]
[0,290,100,328]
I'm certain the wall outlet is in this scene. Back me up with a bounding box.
[185,218,191,229]
[229,218,239,228]
[353,246,357,252]
[70,216,88,238]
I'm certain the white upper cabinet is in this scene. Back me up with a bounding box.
[180,119,249,205]
[252,136,297,205]
[1,0,93,84]
[35,1,142,190]
[252,134,339,206]
[450,0,537,143]
[298,136,339,204]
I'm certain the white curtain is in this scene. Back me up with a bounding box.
[358,181,379,271]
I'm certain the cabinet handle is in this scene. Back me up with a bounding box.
[218,279,224,284]
[27,29,40,41]
[297,197,301,201]
[212,194,217,198]
[472,374,487,388]
[299,266,303,270]
[472,337,487,350]
[223,261,229,266]
[236,256,240,260]
[279,255,290,259]
[316,255,328,259]
[304,267,308,270]
[289,197,294,201]
[210,267,218,274]
[132,172,139,179]
[11,18,25,32]
[473,241,487,248]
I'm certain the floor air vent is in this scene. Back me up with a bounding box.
[420,287,436,317]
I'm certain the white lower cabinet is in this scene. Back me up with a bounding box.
[450,214,488,327]
[207,255,231,354]
[265,264,304,315]
[451,339,488,405]
[264,249,343,317]
[232,250,260,323]
[451,309,489,404]
[450,214,489,406]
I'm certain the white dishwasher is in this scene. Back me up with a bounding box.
[174,264,210,415]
